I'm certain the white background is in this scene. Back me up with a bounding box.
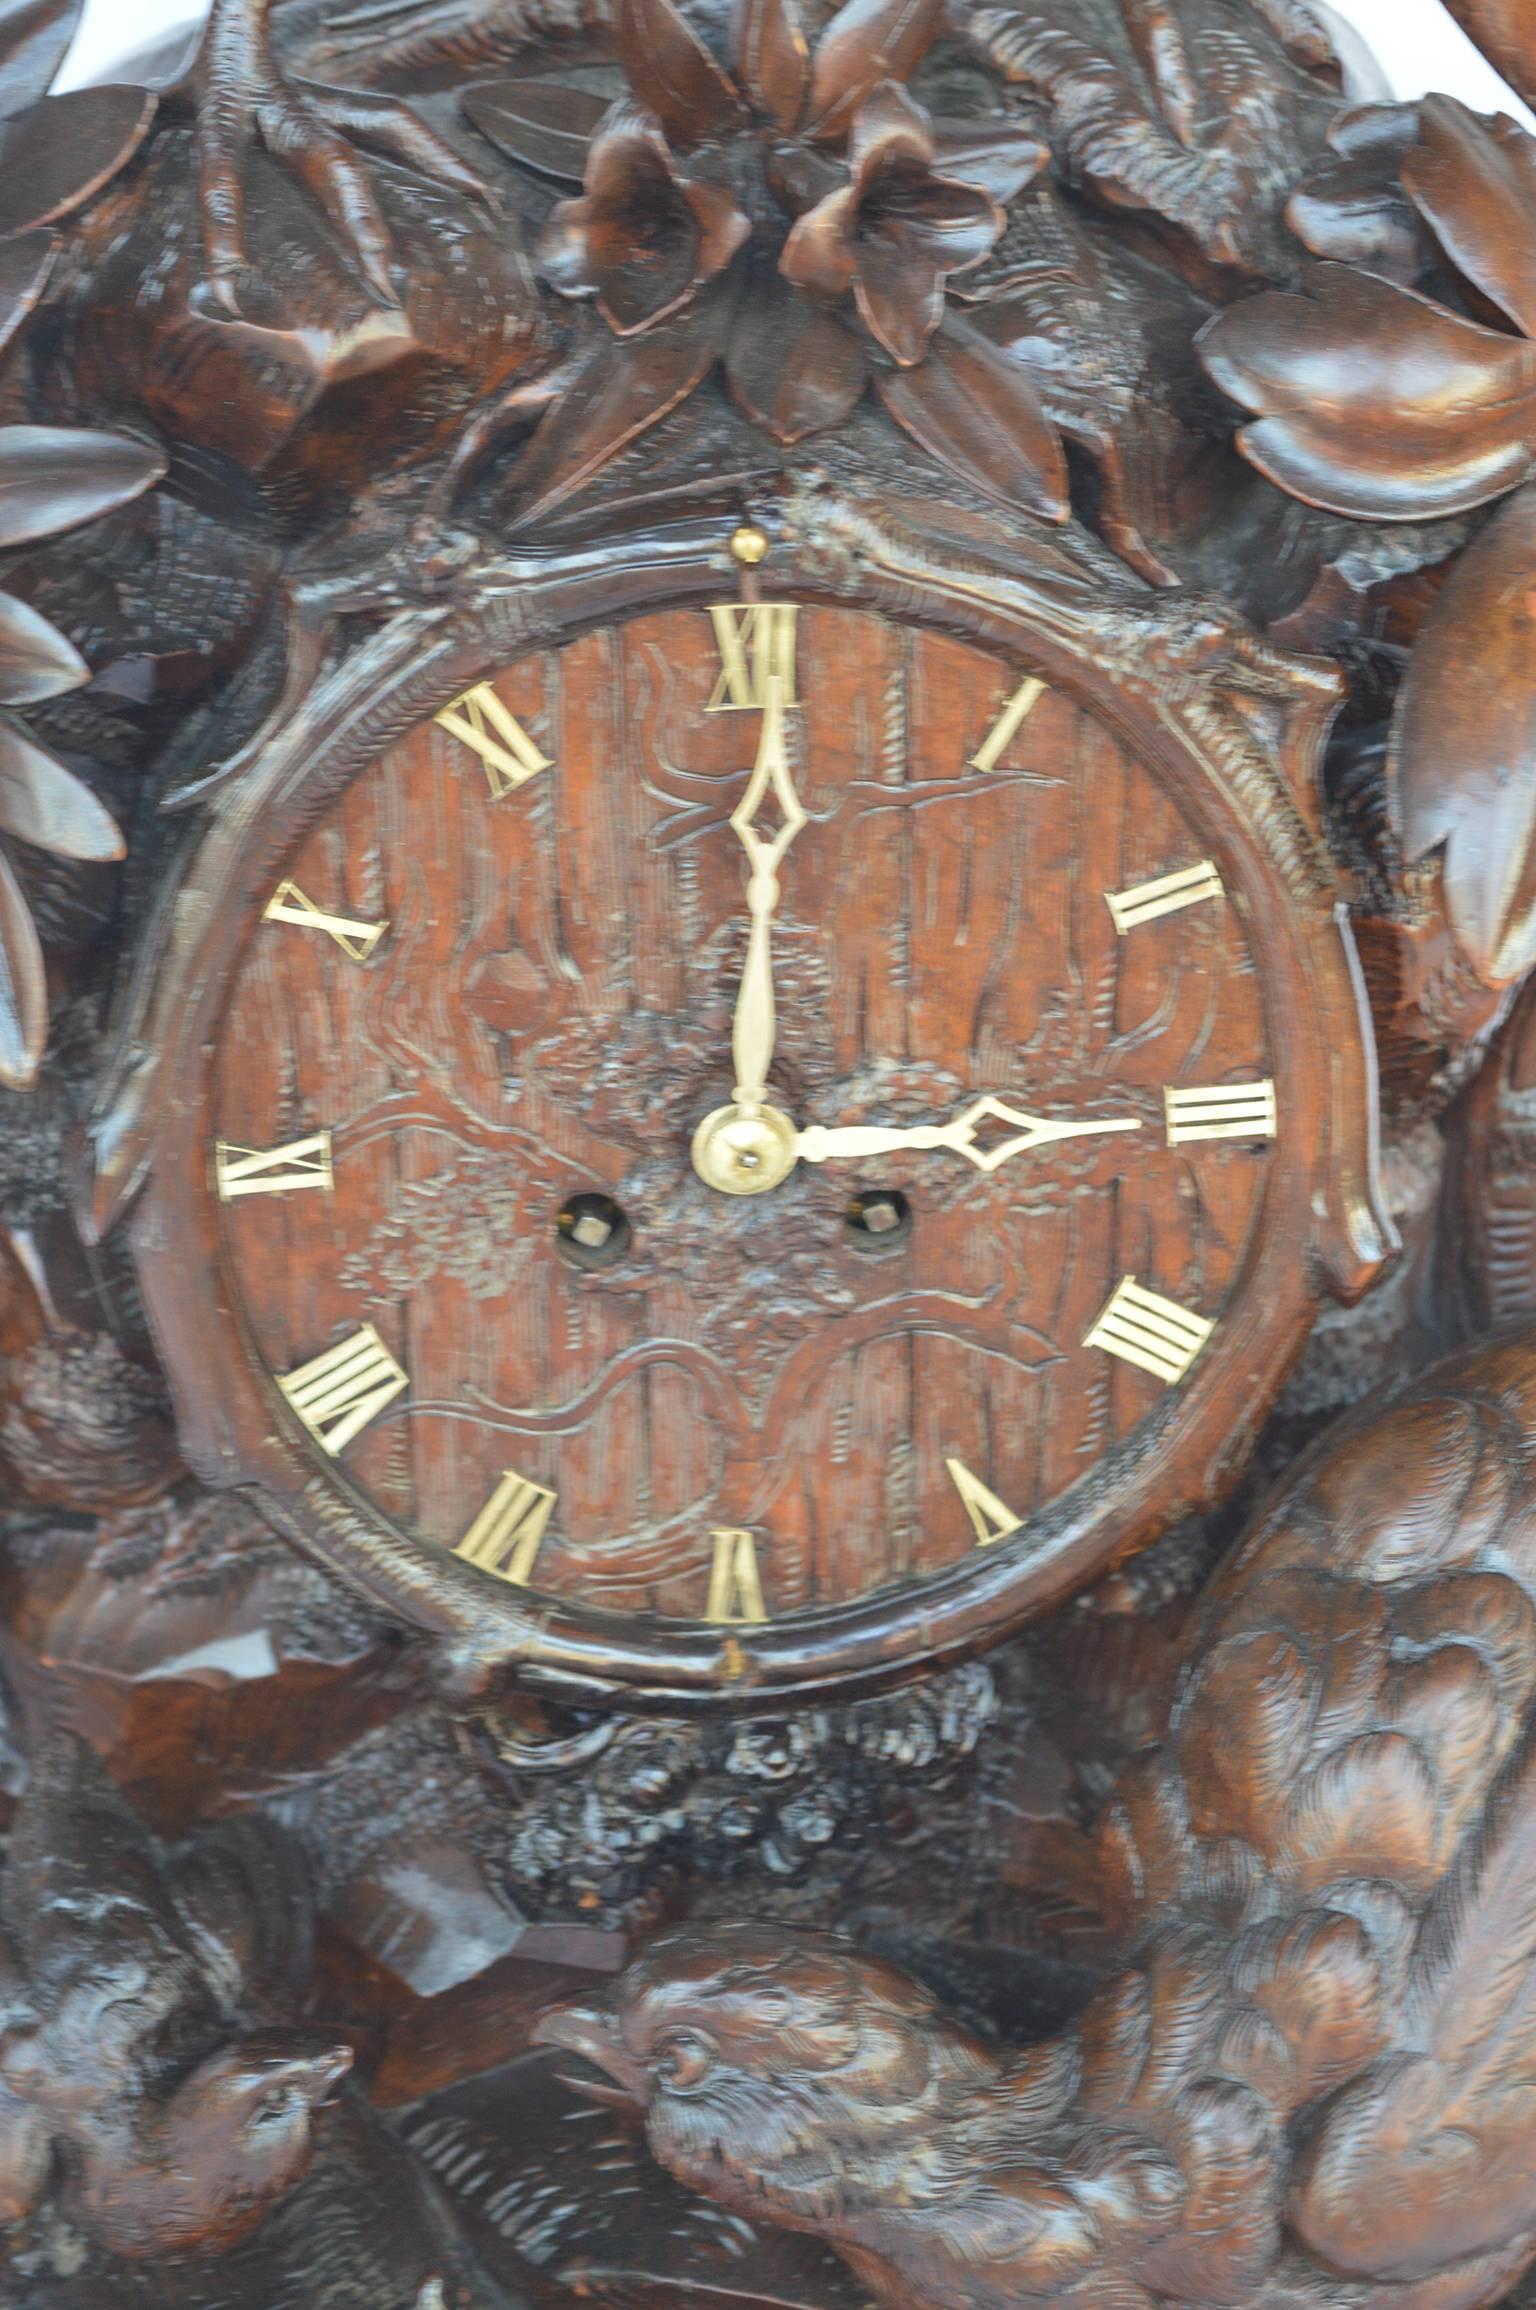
[54,0,1536,124]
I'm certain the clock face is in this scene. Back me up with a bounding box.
[212,603,1275,1631]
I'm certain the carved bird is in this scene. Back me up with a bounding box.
[538,1330,1536,2310]
[0,1734,354,2258]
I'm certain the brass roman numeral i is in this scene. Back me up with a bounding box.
[945,1458,1023,1546]
[706,1528,768,1623]
[1084,1278,1213,1386]
[1105,861,1224,935]
[263,880,387,964]
[968,676,1046,772]
[707,604,798,711]
[277,1325,408,1456]
[215,1131,334,1202]
[453,1468,557,1585]
[435,683,552,798]
[1164,1080,1278,1146]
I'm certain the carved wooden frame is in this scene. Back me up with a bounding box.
[102,494,1394,1710]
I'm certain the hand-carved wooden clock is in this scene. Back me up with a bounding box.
[7,0,1536,2303]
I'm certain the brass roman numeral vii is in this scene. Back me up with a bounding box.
[968,676,1046,773]
[1105,861,1224,935]
[216,1132,334,1202]
[453,1469,557,1585]
[946,1458,1023,1547]
[1164,1080,1278,1146]
[263,881,387,963]
[1084,1278,1214,1386]
[277,1326,408,1456]
[707,604,798,711]
[435,683,552,798]
[706,1529,768,1623]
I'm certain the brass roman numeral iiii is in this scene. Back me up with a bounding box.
[707,604,798,711]
[453,1468,557,1584]
[215,1131,334,1202]
[706,1528,768,1623]
[277,1326,408,1456]
[263,881,387,963]
[1084,1278,1214,1386]
[968,676,1046,772]
[1164,1080,1278,1146]
[1105,861,1224,935]
[435,683,552,798]
[945,1458,1023,1547]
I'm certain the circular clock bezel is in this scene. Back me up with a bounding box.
[120,509,1391,1711]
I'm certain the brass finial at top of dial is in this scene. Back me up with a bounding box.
[729,523,770,569]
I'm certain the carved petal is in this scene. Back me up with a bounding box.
[874,317,1068,521]
[0,228,54,363]
[0,839,43,1090]
[1199,266,1536,520]
[460,81,607,185]
[846,78,934,184]
[1287,155,1426,281]
[724,266,867,440]
[734,0,810,133]
[779,185,860,299]
[1394,484,1536,986]
[613,0,743,146]
[0,716,122,860]
[855,219,944,365]
[0,86,156,237]
[1402,96,1536,340]
[0,426,166,552]
[929,118,1050,205]
[0,588,86,704]
[510,307,721,529]
[0,0,83,120]
[807,0,942,143]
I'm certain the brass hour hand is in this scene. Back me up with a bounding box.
[796,1097,1142,1175]
[728,671,807,1116]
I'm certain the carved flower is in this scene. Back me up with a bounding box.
[463,0,1061,524]
[1199,95,1536,990]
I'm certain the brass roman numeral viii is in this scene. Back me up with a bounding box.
[277,1326,408,1456]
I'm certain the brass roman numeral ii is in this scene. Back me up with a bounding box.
[263,881,387,963]
[707,604,798,711]
[277,1325,408,1455]
[435,683,552,798]
[215,1131,334,1202]
[706,1528,768,1623]
[453,1468,557,1585]
[945,1458,1023,1547]
[968,676,1046,772]
[1164,1080,1278,1146]
[1084,1278,1214,1386]
[1105,861,1224,935]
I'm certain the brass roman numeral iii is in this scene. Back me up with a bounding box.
[216,1132,334,1202]
[277,1326,408,1456]
[1164,1080,1278,1146]
[706,1528,768,1623]
[1105,861,1224,935]
[707,604,798,711]
[263,880,387,963]
[453,1469,557,1585]
[968,676,1046,772]
[946,1458,1023,1547]
[435,683,552,798]
[1084,1278,1214,1386]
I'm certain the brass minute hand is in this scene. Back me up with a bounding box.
[729,671,806,1116]
[796,1096,1142,1175]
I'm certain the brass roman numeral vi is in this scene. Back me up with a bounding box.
[1084,1278,1214,1386]
[1164,1080,1278,1146]
[263,881,387,963]
[453,1468,557,1585]
[707,604,798,711]
[968,676,1046,773]
[435,683,552,798]
[216,1131,334,1202]
[706,1528,768,1623]
[946,1458,1023,1547]
[1105,861,1224,935]
[277,1325,408,1455]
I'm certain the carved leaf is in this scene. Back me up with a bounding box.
[460,80,606,184]
[0,84,156,238]
[1442,1,1536,114]
[723,264,866,442]
[1199,265,1536,520]
[1402,97,1536,340]
[873,317,1068,523]
[614,0,743,146]
[0,0,83,119]
[0,838,43,1088]
[1393,484,1536,987]
[0,425,166,552]
[930,119,1050,205]
[509,309,721,529]
[735,0,810,133]
[0,226,53,362]
[806,0,942,142]
[0,716,122,860]
[0,587,86,704]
